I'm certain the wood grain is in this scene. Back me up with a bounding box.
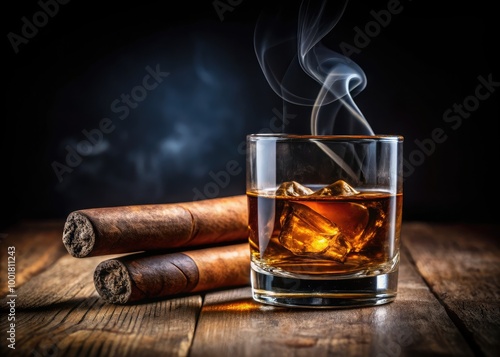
[1,221,498,357]
[190,248,474,357]
[403,222,500,357]
[0,220,67,298]
[0,251,202,357]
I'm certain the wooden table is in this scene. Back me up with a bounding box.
[1,221,498,357]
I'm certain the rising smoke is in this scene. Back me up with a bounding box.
[254,0,374,135]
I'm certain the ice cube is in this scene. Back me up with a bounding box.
[278,202,351,262]
[307,180,382,253]
[311,179,359,196]
[350,202,386,252]
[302,201,369,250]
[275,181,314,197]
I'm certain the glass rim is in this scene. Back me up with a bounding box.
[247,133,403,141]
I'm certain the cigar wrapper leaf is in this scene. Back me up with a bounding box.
[62,195,248,257]
[94,243,251,304]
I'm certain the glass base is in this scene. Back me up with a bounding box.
[251,267,398,309]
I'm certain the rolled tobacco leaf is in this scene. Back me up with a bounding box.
[62,195,248,258]
[93,243,250,304]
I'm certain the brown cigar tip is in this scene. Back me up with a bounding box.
[94,259,132,304]
[62,212,96,258]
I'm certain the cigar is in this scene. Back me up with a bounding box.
[94,243,250,304]
[62,195,248,258]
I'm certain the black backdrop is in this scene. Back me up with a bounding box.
[2,0,499,229]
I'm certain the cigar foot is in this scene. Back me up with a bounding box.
[94,260,132,304]
[63,212,96,258]
[93,244,250,304]
[61,195,248,258]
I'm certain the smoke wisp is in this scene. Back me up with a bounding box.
[254,0,374,135]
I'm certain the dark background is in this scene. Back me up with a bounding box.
[2,0,499,230]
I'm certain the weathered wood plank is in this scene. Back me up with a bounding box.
[2,221,497,356]
[403,222,500,357]
[191,244,473,356]
[0,244,203,357]
[0,220,67,298]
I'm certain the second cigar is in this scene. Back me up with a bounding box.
[94,243,250,304]
[62,195,248,258]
